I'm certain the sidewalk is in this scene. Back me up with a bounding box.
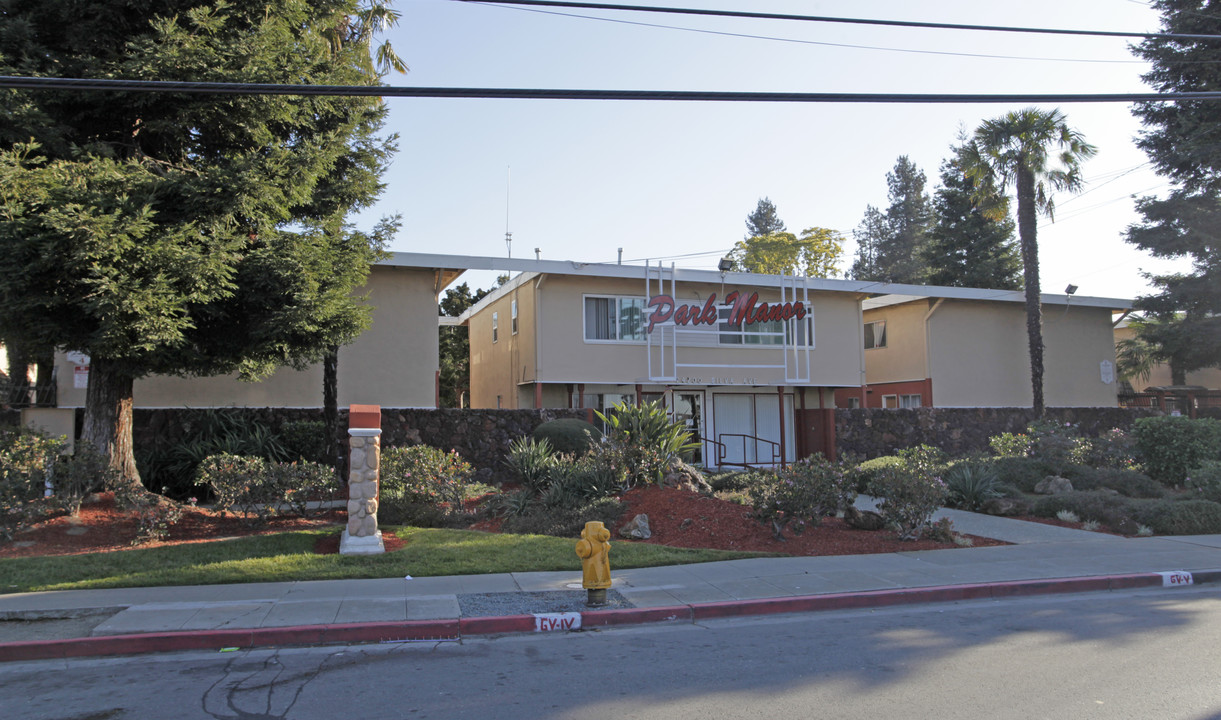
[2,509,1220,662]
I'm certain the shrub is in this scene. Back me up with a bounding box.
[984,456,1059,493]
[0,427,63,540]
[504,436,556,493]
[853,455,904,492]
[499,496,625,538]
[869,460,948,541]
[1136,499,1221,535]
[1026,419,1090,470]
[381,445,475,511]
[116,488,184,544]
[196,454,280,526]
[751,456,856,540]
[1032,491,1138,527]
[51,444,119,516]
[140,409,289,500]
[1133,416,1221,486]
[542,453,622,508]
[278,420,329,464]
[196,453,336,526]
[896,444,949,476]
[532,418,602,455]
[989,432,1031,458]
[1061,465,1164,499]
[943,462,1002,511]
[1080,428,1139,470]
[596,400,698,487]
[1186,460,1221,503]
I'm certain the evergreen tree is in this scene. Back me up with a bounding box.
[878,156,932,284]
[438,283,492,408]
[0,0,400,489]
[850,205,887,281]
[744,197,787,239]
[1125,0,1221,377]
[924,145,1022,290]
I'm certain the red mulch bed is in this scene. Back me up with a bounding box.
[2,487,1008,560]
[613,486,1007,555]
[0,493,346,559]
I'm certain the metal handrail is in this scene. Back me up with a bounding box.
[5,381,57,408]
[709,433,782,469]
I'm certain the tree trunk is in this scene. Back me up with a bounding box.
[82,357,142,492]
[1170,362,1187,387]
[5,341,31,406]
[1016,165,1045,417]
[33,347,55,406]
[322,346,341,479]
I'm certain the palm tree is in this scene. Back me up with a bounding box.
[961,108,1096,417]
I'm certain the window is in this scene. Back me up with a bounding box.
[864,321,887,349]
[881,394,898,409]
[718,307,812,346]
[492,312,499,343]
[511,299,519,335]
[845,397,861,409]
[584,296,645,341]
[900,394,922,409]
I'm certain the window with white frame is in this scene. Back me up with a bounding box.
[900,394,922,409]
[511,299,518,335]
[492,312,499,343]
[717,306,812,346]
[864,320,887,349]
[881,394,898,409]
[584,296,646,341]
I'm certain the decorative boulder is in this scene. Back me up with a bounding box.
[1114,517,1140,536]
[661,458,714,494]
[844,505,886,531]
[619,514,652,539]
[1034,476,1074,495]
[980,497,1029,517]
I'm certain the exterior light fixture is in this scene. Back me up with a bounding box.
[717,256,733,274]
[1065,284,1078,295]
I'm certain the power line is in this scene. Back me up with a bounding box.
[7,76,1221,103]
[485,4,1148,65]
[457,0,1218,40]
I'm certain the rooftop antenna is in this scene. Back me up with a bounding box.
[504,166,512,259]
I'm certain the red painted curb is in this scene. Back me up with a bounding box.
[0,571,1209,662]
[580,605,691,628]
[459,614,535,635]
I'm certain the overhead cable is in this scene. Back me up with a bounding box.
[6,76,1221,103]
[456,0,1219,40]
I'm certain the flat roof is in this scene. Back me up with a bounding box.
[378,252,1133,319]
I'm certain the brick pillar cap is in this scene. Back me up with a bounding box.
[349,404,381,430]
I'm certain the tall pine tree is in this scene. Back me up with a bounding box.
[744,197,787,239]
[924,144,1022,290]
[852,157,931,283]
[0,0,399,489]
[1125,0,1221,378]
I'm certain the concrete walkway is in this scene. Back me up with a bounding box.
[2,510,1219,661]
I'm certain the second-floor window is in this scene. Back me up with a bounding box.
[584,296,646,341]
[864,320,887,349]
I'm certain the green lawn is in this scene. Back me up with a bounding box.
[0,527,775,594]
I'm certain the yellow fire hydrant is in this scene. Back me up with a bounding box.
[575,521,612,606]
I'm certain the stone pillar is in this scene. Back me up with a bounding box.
[340,404,385,555]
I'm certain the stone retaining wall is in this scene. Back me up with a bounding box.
[129,406,591,470]
[834,407,1164,459]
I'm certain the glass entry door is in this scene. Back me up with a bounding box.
[672,391,704,464]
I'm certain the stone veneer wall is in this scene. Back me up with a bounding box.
[129,407,592,471]
[834,407,1165,459]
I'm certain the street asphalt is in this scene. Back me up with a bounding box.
[2,506,1220,662]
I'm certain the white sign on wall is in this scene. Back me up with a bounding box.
[74,366,89,389]
[1100,360,1114,385]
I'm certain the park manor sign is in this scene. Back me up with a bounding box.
[645,290,808,334]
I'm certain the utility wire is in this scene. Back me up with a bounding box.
[486,3,1149,65]
[456,0,1218,40]
[7,76,1221,103]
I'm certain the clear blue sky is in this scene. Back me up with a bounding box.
[357,0,1189,300]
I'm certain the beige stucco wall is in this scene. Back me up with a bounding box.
[1113,324,1221,390]
[928,301,1119,407]
[55,265,441,409]
[862,301,930,384]
[468,272,864,408]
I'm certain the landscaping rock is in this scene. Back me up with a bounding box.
[1114,517,1140,535]
[1034,476,1074,495]
[980,497,1029,517]
[662,458,713,494]
[619,514,651,539]
[843,505,886,531]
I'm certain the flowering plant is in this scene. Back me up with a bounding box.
[752,456,857,540]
